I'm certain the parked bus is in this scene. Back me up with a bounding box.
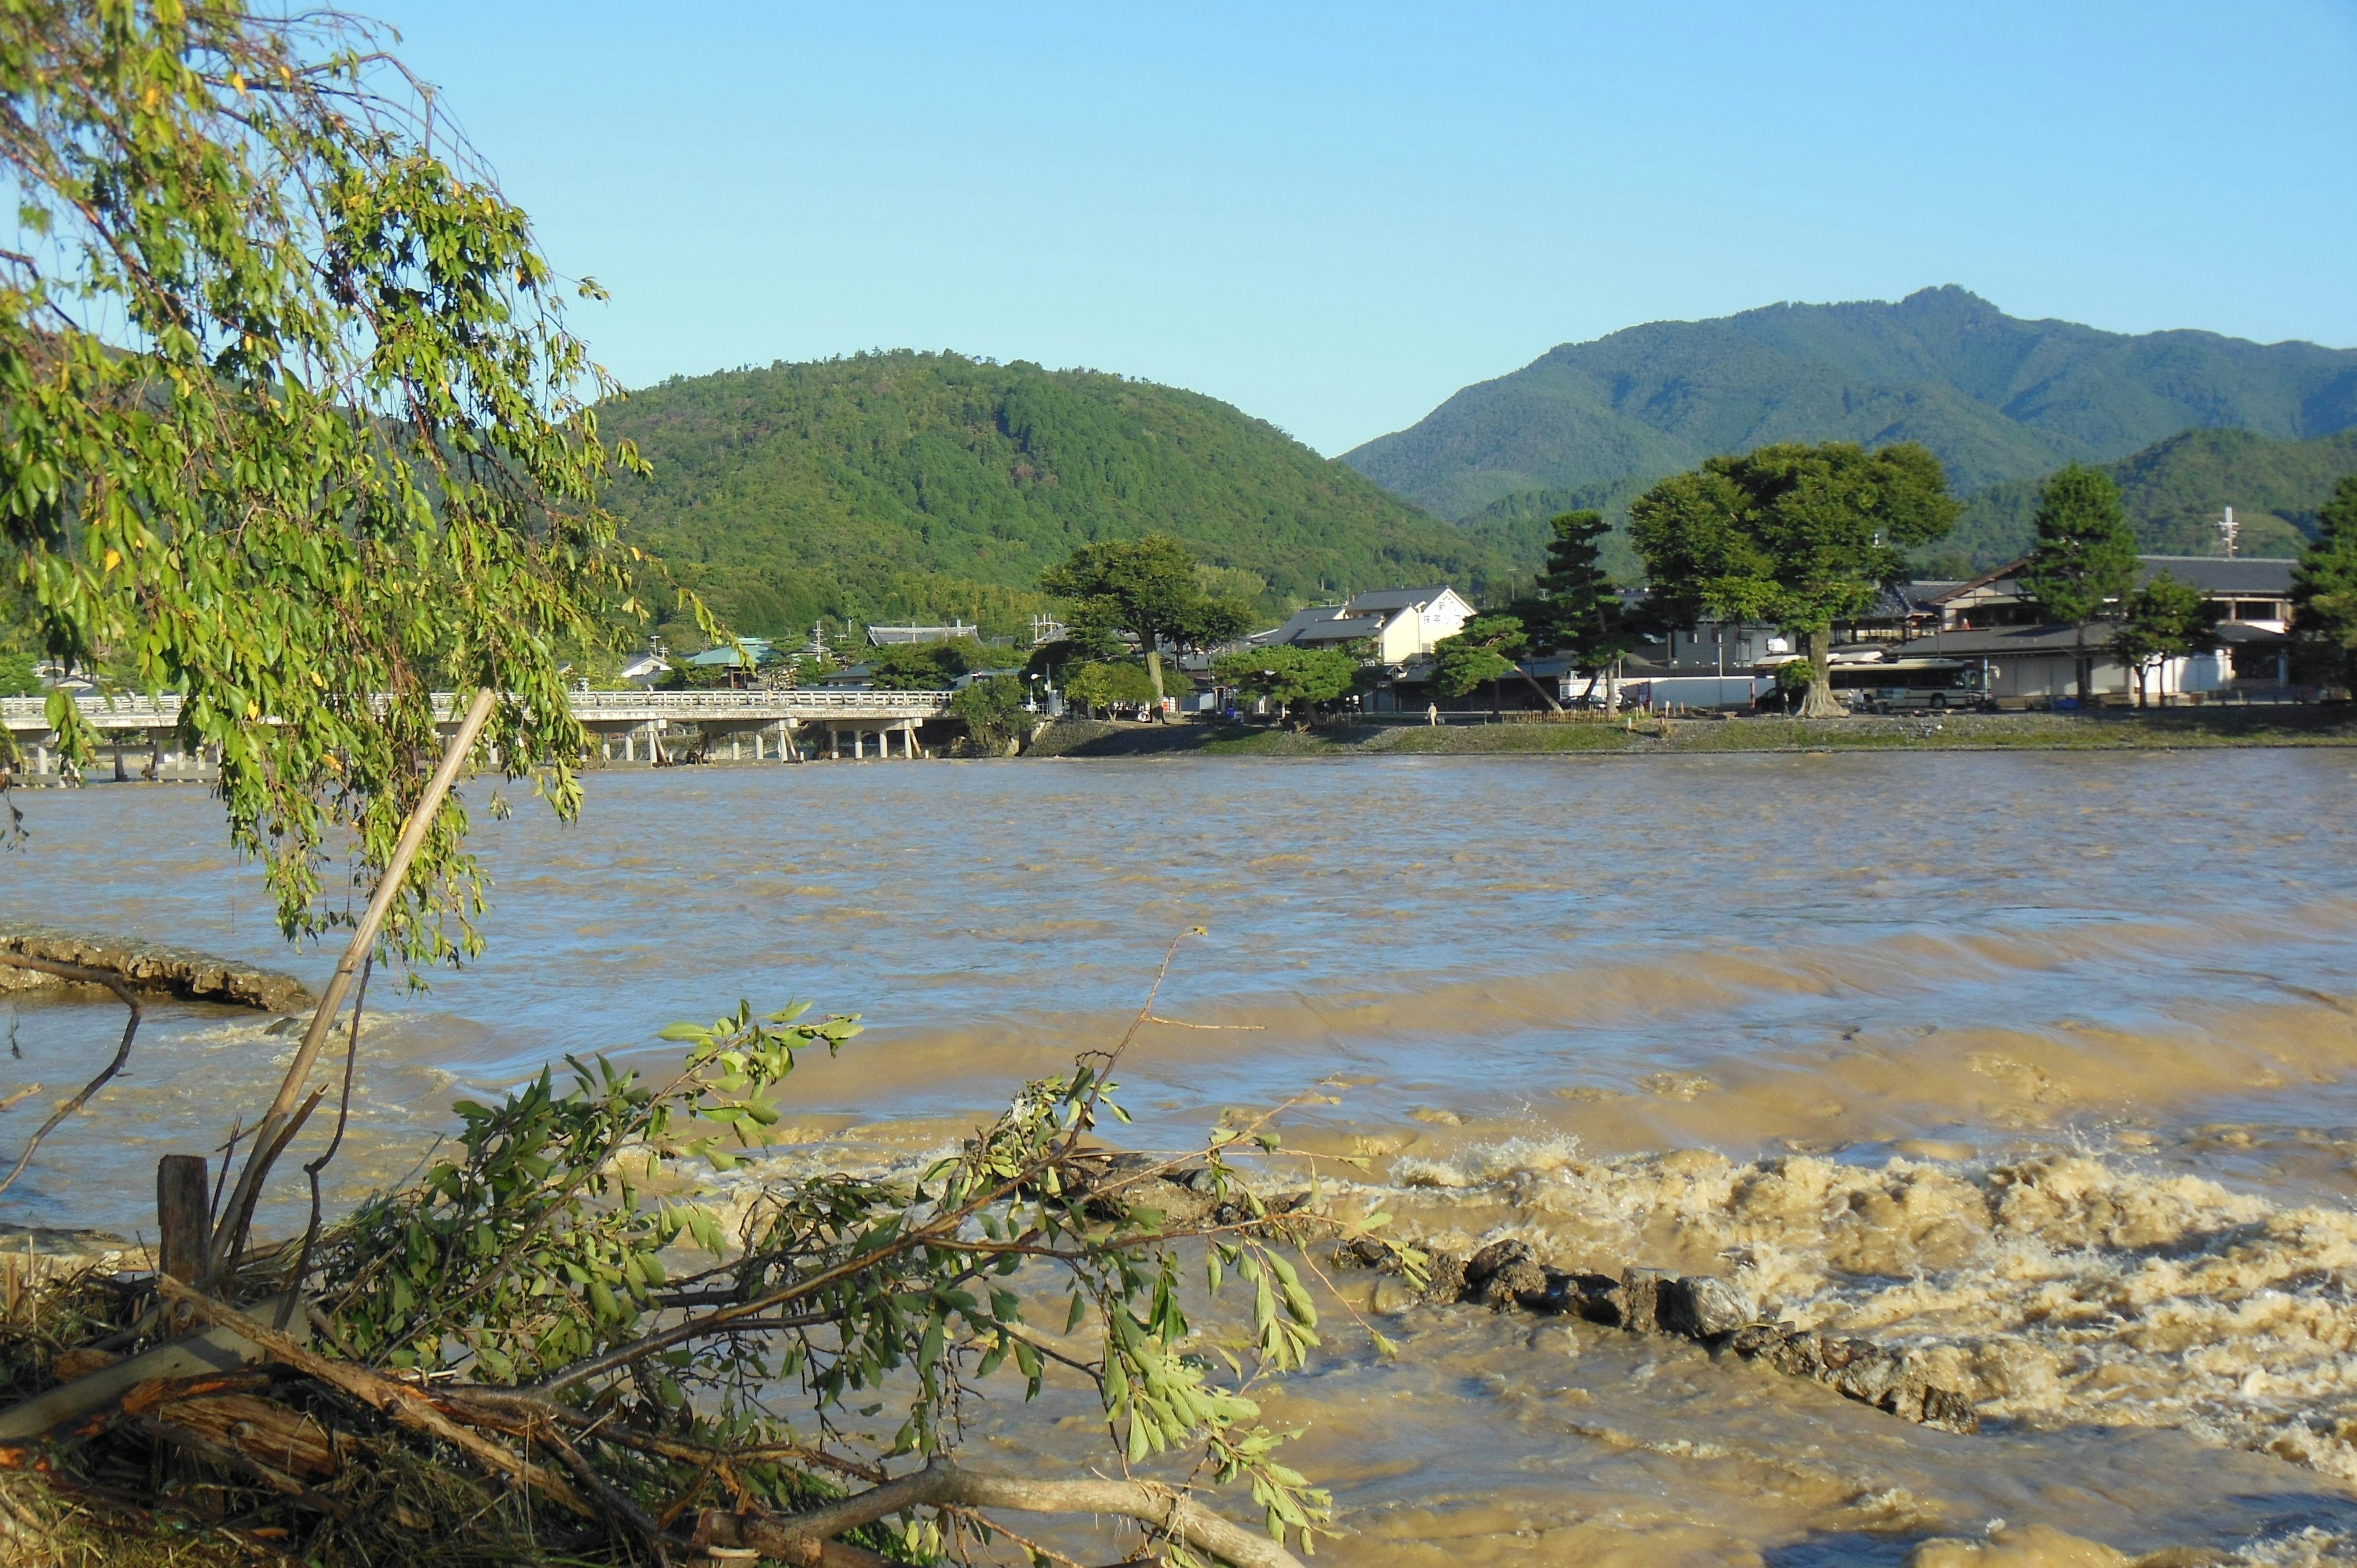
[1832,657,1989,712]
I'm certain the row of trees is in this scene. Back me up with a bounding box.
[1021,444,2357,725]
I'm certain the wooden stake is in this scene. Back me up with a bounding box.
[157,1154,211,1283]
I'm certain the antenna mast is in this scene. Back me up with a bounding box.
[2215,504,2239,559]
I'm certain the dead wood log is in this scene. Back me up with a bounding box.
[695,1454,1309,1568]
[153,1276,595,1520]
[157,1154,212,1284]
[130,1412,354,1522]
[0,1318,288,1443]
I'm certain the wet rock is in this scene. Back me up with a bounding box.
[1465,1241,1550,1310]
[1420,1249,1467,1305]
[1618,1267,1669,1333]
[1658,1274,1757,1340]
[1723,1324,1978,1434]
[1371,1279,1419,1315]
[1538,1270,1624,1324]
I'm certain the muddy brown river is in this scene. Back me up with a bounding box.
[6,749,2357,1564]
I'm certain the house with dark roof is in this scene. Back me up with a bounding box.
[1908,556,2296,702]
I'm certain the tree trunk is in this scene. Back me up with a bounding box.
[1518,668,1564,713]
[1606,662,1622,714]
[1798,628,1843,717]
[1144,646,1166,707]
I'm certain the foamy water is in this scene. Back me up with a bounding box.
[5,749,2357,1561]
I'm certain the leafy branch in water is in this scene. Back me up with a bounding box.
[21,936,1378,1566]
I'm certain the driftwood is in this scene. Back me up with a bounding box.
[695,1456,1308,1568]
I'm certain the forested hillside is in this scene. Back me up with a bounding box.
[597,352,1503,639]
[1938,427,2357,570]
[1345,287,2357,520]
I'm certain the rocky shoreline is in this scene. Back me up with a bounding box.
[0,924,309,1011]
[1083,1153,1980,1436]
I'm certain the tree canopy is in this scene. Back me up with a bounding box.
[1428,614,1527,699]
[2018,465,2139,626]
[1210,644,1358,724]
[1628,441,1957,714]
[1061,658,1158,716]
[590,352,1509,640]
[1528,509,1638,671]
[0,1,667,964]
[2016,463,2140,698]
[1040,533,1252,704]
[867,637,986,690]
[2293,475,2357,691]
[2109,572,2218,706]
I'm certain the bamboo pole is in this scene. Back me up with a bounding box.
[211,688,498,1265]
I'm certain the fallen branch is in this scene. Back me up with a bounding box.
[702,1455,1307,1568]
[0,955,142,1198]
[153,1276,594,1520]
[213,687,498,1268]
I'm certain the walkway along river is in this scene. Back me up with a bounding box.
[5,749,2357,1564]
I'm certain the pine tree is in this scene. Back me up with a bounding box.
[2017,464,2140,701]
[2291,475,2357,691]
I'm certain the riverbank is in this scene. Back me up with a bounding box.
[1027,706,2357,758]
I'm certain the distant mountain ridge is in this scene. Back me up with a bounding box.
[598,351,1509,641]
[1344,287,2357,520]
[1942,426,2357,571]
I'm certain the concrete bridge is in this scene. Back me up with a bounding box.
[0,687,958,776]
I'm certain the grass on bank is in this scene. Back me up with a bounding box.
[1027,707,2357,759]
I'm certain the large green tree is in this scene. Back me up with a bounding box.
[867,636,986,690]
[2109,571,2218,706]
[2292,474,2357,692]
[2017,463,2140,701]
[1628,441,1958,717]
[0,1,674,962]
[1210,644,1358,726]
[1040,533,1253,709]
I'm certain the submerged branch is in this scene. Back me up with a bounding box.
[0,954,143,1198]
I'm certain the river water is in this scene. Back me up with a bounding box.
[7,750,2357,1564]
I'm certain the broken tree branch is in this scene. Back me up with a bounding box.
[0,954,144,1199]
[214,687,497,1267]
[153,1276,594,1520]
[703,1455,1307,1568]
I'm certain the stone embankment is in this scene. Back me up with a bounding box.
[1347,1235,1980,1433]
[0,925,309,1011]
[1080,1154,1977,1435]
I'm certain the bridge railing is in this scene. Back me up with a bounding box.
[3,687,956,733]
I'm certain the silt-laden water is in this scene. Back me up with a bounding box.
[6,749,2357,1564]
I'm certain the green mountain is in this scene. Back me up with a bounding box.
[597,351,1504,641]
[1344,287,2357,520]
[1937,427,2357,572]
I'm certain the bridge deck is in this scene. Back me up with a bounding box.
[2,688,955,735]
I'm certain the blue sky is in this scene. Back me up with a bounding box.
[383,1,2357,455]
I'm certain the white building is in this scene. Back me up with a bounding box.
[1252,585,1476,667]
